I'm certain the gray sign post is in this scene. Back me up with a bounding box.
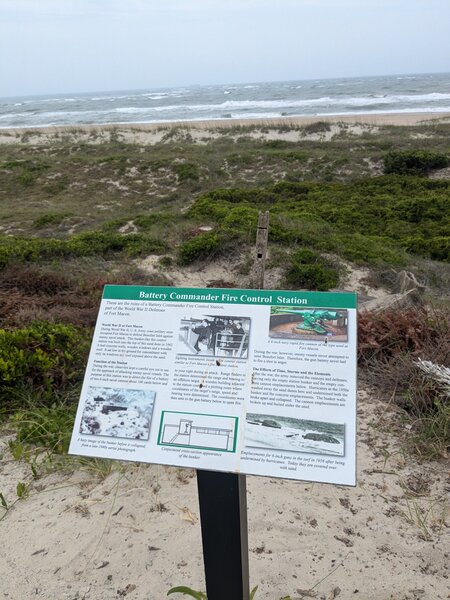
[196,212,269,600]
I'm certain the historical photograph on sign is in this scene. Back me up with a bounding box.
[245,413,345,456]
[178,315,251,358]
[269,307,349,342]
[80,387,155,440]
[158,411,238,452]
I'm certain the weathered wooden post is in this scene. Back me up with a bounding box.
[252,211,270,290]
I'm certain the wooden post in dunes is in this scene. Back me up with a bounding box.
[252,211,270,289]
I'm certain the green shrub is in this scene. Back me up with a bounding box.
[383,150,449,175]
[221,206,259,237]
[0,231,168,269]
[265,149,308,162]
[320,233,407,265]
[100,217,130,232]
[188,196,229,221]
[188,176,449,264]
[284,248,339,291]
[19,171,36,186]
[262,139,294,149]
[178,232,220,265]
[133,212,175,230]
[285,263,339,290]
[428,237,450,262]
[403,236,450,262]
[0,322,89,408]
[174,162,199,182]
[158,255,174,268]
[33,213,69,228]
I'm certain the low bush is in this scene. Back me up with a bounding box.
[319,233,408,265]
[133,212,175,230]
[33,213,69,228]
[266,150,309,162]
[262,139,295,149]
[403,236,450,262]
[221,206,259,239]
[178,231,220,265]
[173,162,199,182]
[0,231,168,269]
[284,248,339,291]
[188,176,450,263]
[383,150,449,175]
[0,322,90,411]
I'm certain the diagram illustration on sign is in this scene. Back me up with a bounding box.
[158,411,238,452]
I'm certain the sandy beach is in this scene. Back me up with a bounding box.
[1,111,450,147]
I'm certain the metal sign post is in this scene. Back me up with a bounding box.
[196,212,270,600]
[197,471,249,600]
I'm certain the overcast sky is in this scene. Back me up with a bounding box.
[1,0,449,97]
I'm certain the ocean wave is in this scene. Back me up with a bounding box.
[321,106,450,116]
[141,94,169,100]
[136,93,450,112]
[1,74,450,128]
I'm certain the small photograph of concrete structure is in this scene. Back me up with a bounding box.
[178,315,251,358]
[80,387,155,440]
[269,307,348,342]
[245,412,345,456]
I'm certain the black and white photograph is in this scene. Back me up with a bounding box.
[245,413,345,456]
[269,307,349,342]
[178,315,251,359]
[80,387,155,440]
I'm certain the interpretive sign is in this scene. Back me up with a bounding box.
[69,285,357,485]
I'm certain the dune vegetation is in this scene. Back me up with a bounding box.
[0,119,448,480]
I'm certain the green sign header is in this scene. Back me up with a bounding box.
[102,285,357,309]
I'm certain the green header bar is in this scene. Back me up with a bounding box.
[103,285,357,309]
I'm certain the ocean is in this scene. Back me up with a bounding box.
[1,72,449,129]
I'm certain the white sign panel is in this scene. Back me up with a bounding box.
[69,286,357,485]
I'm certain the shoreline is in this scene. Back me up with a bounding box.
[1,111,450,136]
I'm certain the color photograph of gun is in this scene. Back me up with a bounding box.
[269,307,349,342]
